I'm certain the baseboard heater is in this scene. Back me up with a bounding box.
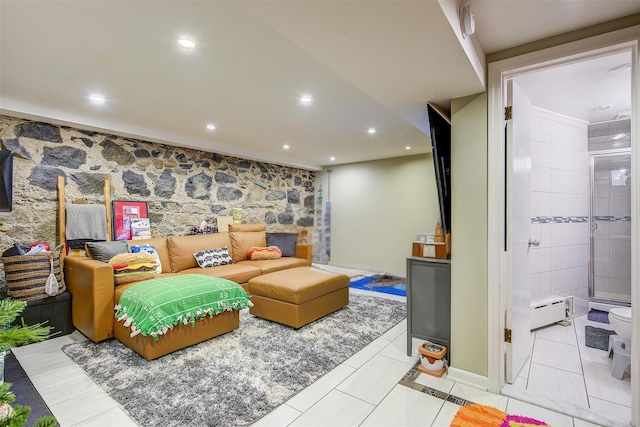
[530,296,573,330]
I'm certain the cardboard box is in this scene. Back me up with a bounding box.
[412,242,447,259]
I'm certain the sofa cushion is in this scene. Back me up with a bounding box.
[237,257,310,275]
[179,264,262,285]
[167,233,232,273]
[229,231,266,263]
[228,223,266,232]
[266,232,299,257]
[85,241,129,263]
[247,246,282,260]
[194,246,234,268]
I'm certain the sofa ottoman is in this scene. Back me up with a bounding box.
[248,267,349,328]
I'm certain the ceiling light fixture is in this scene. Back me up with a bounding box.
[405,146,412,150]
[592,104,613,111]
[177,38,195,49]
[367,128,376,134]
[329,156,335,162]
[459,0,475,39]
[300,95,312,105]
[608,63,631,74]
[206,124,216,130]
[282,144,290,150]
[89,94,105,104]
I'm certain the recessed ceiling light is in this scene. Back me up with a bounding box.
[300,95,312,105]
[89,94,105,104]
[282,144,290,150]
[329,156,335,162]
[177,38,195,49]
[206,124,216,130]
[405,146,412,150]
[608,63,631,74]
[367,128,376,134]
[591,104,612,111]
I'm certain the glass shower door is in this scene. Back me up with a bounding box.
[590,151,632,303]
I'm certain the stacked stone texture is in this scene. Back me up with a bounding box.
[0,116,316,285]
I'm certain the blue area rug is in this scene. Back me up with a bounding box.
[587,309,610,324]
[350,275,406,297]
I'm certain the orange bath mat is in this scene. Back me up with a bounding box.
[451,404,550,427]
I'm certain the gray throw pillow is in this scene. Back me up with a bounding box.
[85,241,129,263]
[266,232,298,257]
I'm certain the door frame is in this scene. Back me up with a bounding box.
[487,25,639,425]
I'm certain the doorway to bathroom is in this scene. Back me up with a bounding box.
[486,26,639,427]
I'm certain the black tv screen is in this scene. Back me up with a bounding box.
[0,150,13,212]
[426,103,451,235]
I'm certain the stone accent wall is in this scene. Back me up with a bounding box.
[0,115,316,288]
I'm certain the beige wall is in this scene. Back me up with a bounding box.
[324,155,440,277]
[450,92,488,375]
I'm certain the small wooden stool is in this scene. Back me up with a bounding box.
[248,267,349,328]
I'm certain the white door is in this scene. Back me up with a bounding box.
[505,79,533,384]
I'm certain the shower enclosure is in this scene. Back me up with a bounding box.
[588,119,632,305]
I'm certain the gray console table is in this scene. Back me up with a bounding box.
[406,257,451,358]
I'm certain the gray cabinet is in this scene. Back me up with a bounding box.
[406,257,451,358]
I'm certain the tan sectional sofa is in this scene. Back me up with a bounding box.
[64,226,311,359]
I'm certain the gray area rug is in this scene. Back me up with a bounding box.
[585,325,616,351]
[62,293,406,427]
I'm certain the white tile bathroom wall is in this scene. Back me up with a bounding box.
[530,108,590,314]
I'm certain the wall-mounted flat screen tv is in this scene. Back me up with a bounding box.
[426,103,451,235]
[0,150,13,212]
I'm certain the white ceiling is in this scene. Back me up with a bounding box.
[515,51,632,124]
[1,1,638,171]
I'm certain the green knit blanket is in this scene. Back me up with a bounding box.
[115,274,253,341]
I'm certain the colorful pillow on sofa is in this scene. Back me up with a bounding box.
[130,244,162,274]
[85,241,129,264]
[194,247,234,268]
[266,232,299,257]
[247,246,282,261]
[108,253,157,285]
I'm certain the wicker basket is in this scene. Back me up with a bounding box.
[2,244,66,301]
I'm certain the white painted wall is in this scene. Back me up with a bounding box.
[322,155,439,277]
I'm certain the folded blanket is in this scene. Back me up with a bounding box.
[66,204,108,241]
[115,274,253,340]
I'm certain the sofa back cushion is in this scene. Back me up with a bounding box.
[228,222,266,232]
[229,231,267,263]
[166,233,232,273]
[127,237,171,273]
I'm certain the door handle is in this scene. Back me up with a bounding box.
[528,239,540,248]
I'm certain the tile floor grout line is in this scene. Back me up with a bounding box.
[574,321,594,412]
[398,362,476,407]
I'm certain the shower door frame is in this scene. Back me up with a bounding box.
[589,148,632,306]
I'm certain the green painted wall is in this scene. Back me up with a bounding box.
[450,92,489,375]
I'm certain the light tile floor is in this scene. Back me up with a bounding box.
[9,288,627,427]
[508,312,632,427]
